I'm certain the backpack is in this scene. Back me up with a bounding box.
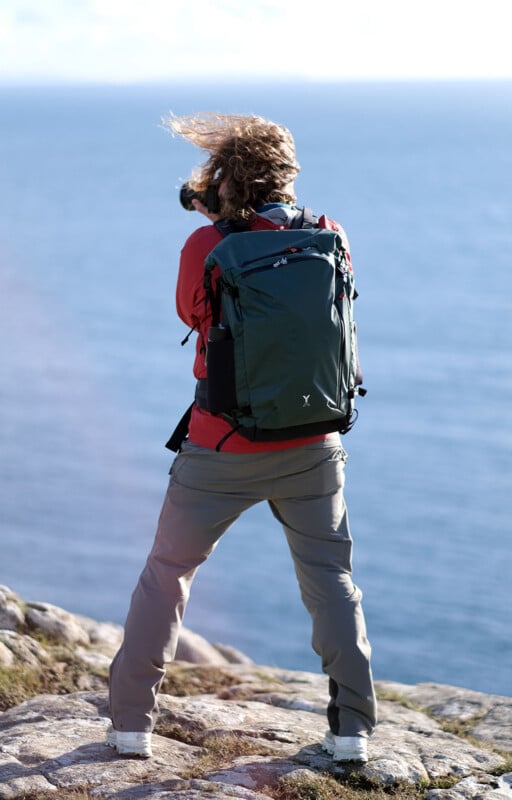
[166,210,365,452]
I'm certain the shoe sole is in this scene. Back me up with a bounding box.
[105,730,152,758]
[321,735,368,763]
[115,745,151,758]
[322,744,367,763]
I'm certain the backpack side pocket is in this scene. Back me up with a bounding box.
[206,326,237,414]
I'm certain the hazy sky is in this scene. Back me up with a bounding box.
[1,0,511,83]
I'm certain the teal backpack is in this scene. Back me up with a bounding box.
[167,211,365,452]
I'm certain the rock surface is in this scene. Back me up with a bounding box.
[0,585,511,800]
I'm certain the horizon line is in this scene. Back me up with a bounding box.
[1,76,512,88]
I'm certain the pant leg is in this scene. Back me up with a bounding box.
[268,442,377,737]
[109,446,258,732]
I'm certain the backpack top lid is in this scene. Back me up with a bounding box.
[205,227,346,277]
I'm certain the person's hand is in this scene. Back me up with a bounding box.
[191,197,222,222]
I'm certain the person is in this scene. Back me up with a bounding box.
[107,113,377,761]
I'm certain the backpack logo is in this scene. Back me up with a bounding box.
[273,256,288,268]
[302,394,311,408]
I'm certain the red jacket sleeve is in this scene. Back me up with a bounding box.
[175,224,224,379]
[175,225,224,329]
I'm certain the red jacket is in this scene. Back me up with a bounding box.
[176,212,351,452]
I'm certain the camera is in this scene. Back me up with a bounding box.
[179,182,221,214]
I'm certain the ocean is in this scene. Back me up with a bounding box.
[1,81,511,696]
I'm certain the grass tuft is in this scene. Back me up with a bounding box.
[160,664,240,697]
[155,719,198,745]
[375,687,422,712]
[270,771,349,800]
[265,768,471,800]
[434,714,486,743]
[490,751,512,775]
[0,665,44,711]
[13,789,94,800]
[181,731,276,778]
[0,658,108,711]
[268,771,415,800]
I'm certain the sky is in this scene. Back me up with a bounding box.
[0,0,511,84]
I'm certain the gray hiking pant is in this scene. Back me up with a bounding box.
[109,434,377,737]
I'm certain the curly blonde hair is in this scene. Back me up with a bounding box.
[164,112,300,221]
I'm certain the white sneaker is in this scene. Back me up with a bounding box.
[105,725,152,758]
[322,731,368,763]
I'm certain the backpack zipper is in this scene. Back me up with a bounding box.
[240,249,326,278]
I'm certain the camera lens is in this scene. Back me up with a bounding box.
[179,182,201,211]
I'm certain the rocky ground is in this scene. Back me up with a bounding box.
[0,585,511,800]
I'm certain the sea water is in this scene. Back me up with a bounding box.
[0,81,511,695]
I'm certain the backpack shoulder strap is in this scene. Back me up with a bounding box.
[217,209,318,233]
[205,218,250,324]
[289,206,319,229]
[165,403,194,452]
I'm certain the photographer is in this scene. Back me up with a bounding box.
[107,113,377,761]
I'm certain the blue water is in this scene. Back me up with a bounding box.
[1,82,511,696]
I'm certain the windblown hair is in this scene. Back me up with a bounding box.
[164,112,300,221]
